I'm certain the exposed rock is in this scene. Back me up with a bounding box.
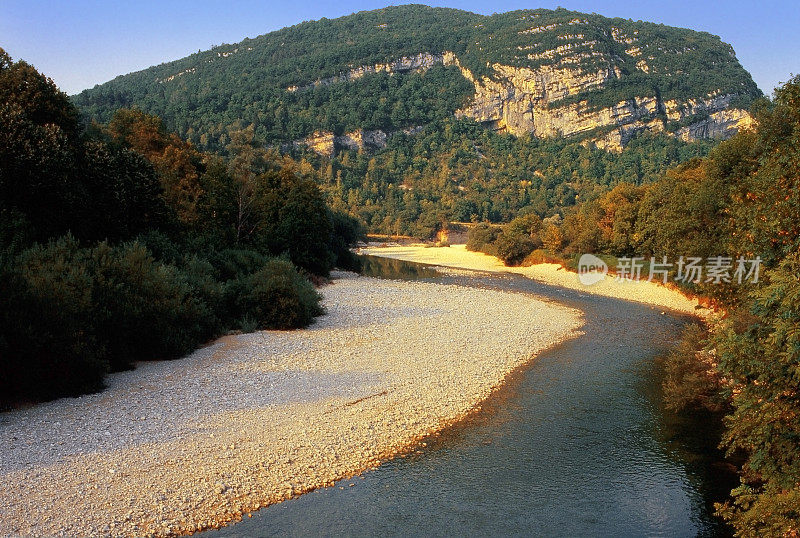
[677,109,754,142]
[453,56,751,146]
[288,52,451,93]
[295,131,335,157]
[293,48,753,155]
[296,128,394,156]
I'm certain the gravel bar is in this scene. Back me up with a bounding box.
[360,244,702,314]
[0,272,582,537]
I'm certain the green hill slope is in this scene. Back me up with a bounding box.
[73,5,760,152]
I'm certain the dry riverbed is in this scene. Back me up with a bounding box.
[360,244,702,315]
[0,272,581,537]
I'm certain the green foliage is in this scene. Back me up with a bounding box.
[88,241,213,370]
[662,324,727,414]
[0,234,327,406]
[494,213,543,266]
[316,118,715,237]
[232,258,324,330]
[466,214,544,266]
[0,239,107,405]
[72,7,759,151]
[0,53,357,406]
[636,159,729,260]
[0,50,170,244]
[713,252,800,536]
[466,222,501,256]
[265,169,336,275]
[329,209,365,271]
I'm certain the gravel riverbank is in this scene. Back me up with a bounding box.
[360,244,702,315]
[0,272,581,537]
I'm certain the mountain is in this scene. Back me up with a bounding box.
[74,5,760,154]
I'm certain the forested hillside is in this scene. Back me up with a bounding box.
[314,120,716,237]
[73,5,760,152]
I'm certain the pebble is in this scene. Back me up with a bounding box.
[0,271,581,537]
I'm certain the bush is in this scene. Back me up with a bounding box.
[134,229,184,265]
[540,222,565,254]
[661,324,726,414]
[0,237,107,405]
[88,242,209,370]
[233,258,323,330]
[495,232,537,265]
[466,222,501,255]
[521,248,563,266]
[207,248,269,281]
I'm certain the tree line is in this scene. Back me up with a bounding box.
[0,49,362,407]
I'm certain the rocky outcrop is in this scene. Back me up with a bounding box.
[296,128,393,157]
[287,52,452,92]
[291,50,753,155]
[676,109,754,142]
[453,58,752,149]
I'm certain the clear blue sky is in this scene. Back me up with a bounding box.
[2,0,797,96]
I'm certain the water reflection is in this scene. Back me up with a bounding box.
[355,254,441,280]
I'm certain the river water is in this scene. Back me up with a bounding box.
[210,256,736,537]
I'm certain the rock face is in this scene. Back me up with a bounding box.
[295,48,753,156]
[288,52,450,93]
[296,128,391,157]
[451,57,752,151]
[676,108,754,142]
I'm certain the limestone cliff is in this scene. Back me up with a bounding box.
[295,128,399,157]
[296,50,753,155]
[452,57,751,152]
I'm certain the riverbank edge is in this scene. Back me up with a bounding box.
[0,272,583,537]
[191,276,585,534]
[360,244,708,316]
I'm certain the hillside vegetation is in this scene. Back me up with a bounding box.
[73,5,760,151]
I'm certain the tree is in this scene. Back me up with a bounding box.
[714,252,800,536]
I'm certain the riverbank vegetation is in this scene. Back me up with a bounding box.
[467,77,800,536]
[0,49,362,407]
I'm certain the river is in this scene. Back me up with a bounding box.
[209,256,736,537]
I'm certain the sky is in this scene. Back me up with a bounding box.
[2,0,798,96]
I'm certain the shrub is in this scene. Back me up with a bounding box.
[540,223,565,254]
[134,229,184,265]
[179,254,225,335]
[208,248,269,281]
[233,258,323,330]
[466,222,501,255]
[521,248,563,266]
[89,241,212,370]
[0,237,107,405]
[494,232,537,266]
